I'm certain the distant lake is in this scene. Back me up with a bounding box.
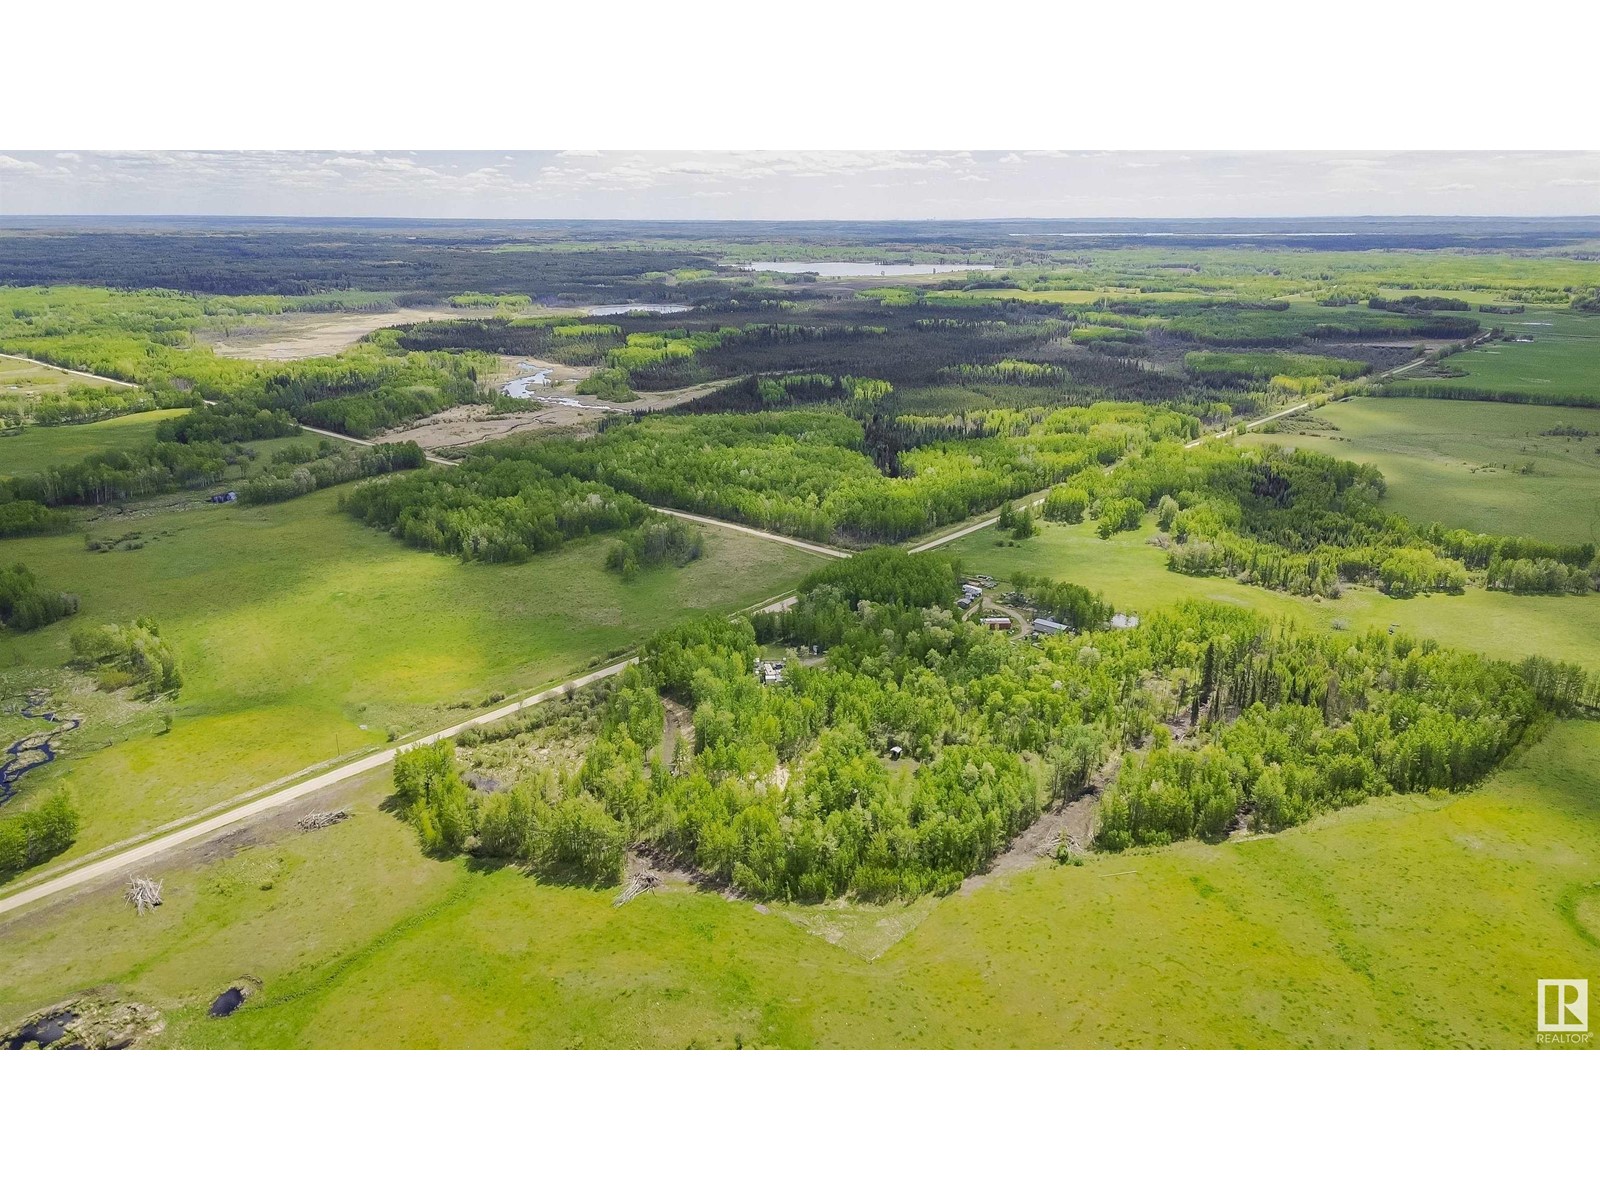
[739,261,998,278]
[587,303,692,315]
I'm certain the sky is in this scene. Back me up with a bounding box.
[2,150,1598,220]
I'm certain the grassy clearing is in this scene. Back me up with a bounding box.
[3,719,1594,1049]
[0,408,192,475]
[1240,396,1600,544]
[0,354,129,399]
[950,515,1600,671]
[0,485,816,863]
[1430,310,1600,398]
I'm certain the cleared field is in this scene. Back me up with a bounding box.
[0,407,191,475]
[1240,396,1600,544]
[201,307,465,360]
[949,515,1600,671]
[0,353,135,398]
[1384,308,1600,401]
[3,717,1594,1049]
[0,485,817,864]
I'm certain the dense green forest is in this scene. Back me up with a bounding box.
[240,440,425,505]
[1061,440,1600,599]
[478,403,1188,544]
[340,453,653,562]
[389,550,1590,900]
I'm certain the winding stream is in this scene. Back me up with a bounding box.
[0,691,80,806]
[500,363,619,411]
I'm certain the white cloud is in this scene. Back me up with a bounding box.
[0,155,48,174]
[5,149,1600,220]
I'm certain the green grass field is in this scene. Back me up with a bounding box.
[950,514,1600,671]
[1239,396,1600,544]
[1416,309,1600,399]
[0,486,817,865]
[1382,307,1600,406]
[0,407,191,475]
[3,718,1594,1048]
[0,354,132,400]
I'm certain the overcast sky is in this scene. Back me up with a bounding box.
[3,150,1598,220]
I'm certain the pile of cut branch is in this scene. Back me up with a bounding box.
[125,876,163,915]
[614,870,659,907]
[296,809,350,832]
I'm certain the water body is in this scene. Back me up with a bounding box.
[0,692,81,807]
[740,261,997,278]
[4,1010,77,1049]
[209,988,246,1018]
[501,363,553,399]
[500,364,618,411]
[587,303,691,316]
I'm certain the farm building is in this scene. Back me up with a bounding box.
[755,660,785,685]
[981,616,1012,631]
[1033,617,1069,635]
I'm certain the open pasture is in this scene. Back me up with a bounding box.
[1395,308,1600,402]
[3,717,1594,1049]
[0,485,817,865]
[1241,395,1600,544]
[0,407,192,475]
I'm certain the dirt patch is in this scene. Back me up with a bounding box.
[961,748,1130,893]
[660,698,693,771]
[203,308,460,360]
[775,895,942,960]
[371,402,603,449]
[371,375,734,453]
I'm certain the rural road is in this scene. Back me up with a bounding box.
[1181,338,1482,448]
[645,506,850,559]
[0,661,635,918]
[909,494,1048,554]
[1185,401,1315,448]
